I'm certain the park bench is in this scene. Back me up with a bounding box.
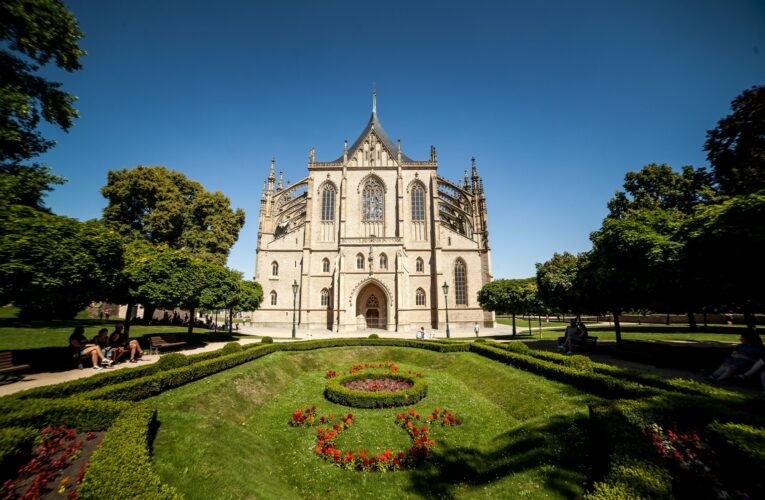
[0,351,30,377]
[557,336,599,351]
[149,335,188,355]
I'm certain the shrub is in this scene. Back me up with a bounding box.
[0,427,36,481]
[221,342,243,354]
[706,421,765,494]
[504,341,528,352]
[368,333,379,339]
[325,372,428,408]
[78,404,180,499]
[473,338,487,343]
[155,353,190,370]
[261,336,274,344]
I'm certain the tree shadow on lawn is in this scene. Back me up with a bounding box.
[405,413,593,499]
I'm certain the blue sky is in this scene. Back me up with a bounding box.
[39,0,765,280]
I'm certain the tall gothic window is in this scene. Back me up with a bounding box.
[271,262,279,276]
[320,288,329,307]
[416,257,424,273]
[356,253,365,270]
[415,288,426,306]
[362,178,384,221]
[411,184,425,221]
[454,260,467,305]
[379,253,387,270]
[270,291,277,306]
[321,186,335,221]
[322,258,330,273]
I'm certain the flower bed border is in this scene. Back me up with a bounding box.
[325,372,427,408]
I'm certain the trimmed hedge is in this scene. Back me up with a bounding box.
[0,399,129,431]
[78,404,180,500]
[324,372,427,408]
[706,421,765,495]
[0,427,36,481]
[468,343,655,399]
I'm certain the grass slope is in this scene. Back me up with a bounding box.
[150,347,599,499]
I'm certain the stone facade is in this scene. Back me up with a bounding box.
[252,95,494,332]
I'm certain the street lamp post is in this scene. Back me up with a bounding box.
[291,280,299,339]
[442,281,450,339]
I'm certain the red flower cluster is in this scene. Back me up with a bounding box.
[0,426,87,499]
[341,377,413,393]
[349,361,399,373]
[645,423,706,467]
[426,407,462,427]
[290,405,318,427]
[325,370,337,379]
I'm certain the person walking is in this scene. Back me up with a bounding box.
[474,322,480,337]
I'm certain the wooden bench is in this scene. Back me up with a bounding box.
[0,351,30,377]
[557,336,599,350]
[149,336,188,355]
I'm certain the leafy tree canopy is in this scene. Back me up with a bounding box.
[478,278,538,335]
[101,165,246,265]
[0,207,124,318]
[0,0,85,166]
[535,252,589,315]
[607,163,714,218]
[704,85,765,196]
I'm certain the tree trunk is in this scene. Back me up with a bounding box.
[124,301,134,334]
[703,310,708,331]
[527,316,532,336]
[687,312,697,331]
[538,315,542,338]
[188,307,195,334]
[512,314,517,336]
[613,311,622,343]
[744,311,756,330]
[666,313,670,326]
[229,308,234,334]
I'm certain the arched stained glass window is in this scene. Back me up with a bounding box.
[321,186,335,221]
[454,260,467,305]
[411,184,425,221]
[270,291,277,306]
[322,258,330,273]
[362,178,384,221]
[356,253,365,270]
[379,253,387,270]
[271,262,279,276]
[416,258,424,273]
[320,288,329,306]
[415,288,426,306]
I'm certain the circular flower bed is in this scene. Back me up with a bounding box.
[341,377,413,392]
[325,372,427,408]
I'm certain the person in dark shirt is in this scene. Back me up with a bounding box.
[708,329,764,382]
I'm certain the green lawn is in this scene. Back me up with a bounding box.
[0,306,231,350]
[150,346,599,499]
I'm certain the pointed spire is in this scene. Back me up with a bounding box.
[464,169,470,190]
[267,158,275,192]
[277,170,283,190]
[397,139,401,163]
[372,88,377,114]
[471,157,479,193]
[309,147,315,163]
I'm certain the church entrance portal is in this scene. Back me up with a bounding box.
[355,282,387,330]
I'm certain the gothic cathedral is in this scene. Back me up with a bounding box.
[252,94,494,332]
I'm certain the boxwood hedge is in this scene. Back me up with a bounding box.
[324,372,427,408]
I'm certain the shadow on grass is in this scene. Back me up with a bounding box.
[405,414,593,499]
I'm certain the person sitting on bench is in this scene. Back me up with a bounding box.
[559,320,587,354]
[69,326,106,370]
[92,328,115,367]
[707,329,764,382]
[110,324,143,363]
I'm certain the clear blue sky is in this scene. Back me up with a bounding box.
[39,0,765,280]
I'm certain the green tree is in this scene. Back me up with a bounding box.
[477,278,537,335]
[221,276,262,333]
[131,250,231,334]
[685,193,765,327]
[0,208,124,319]
[101,166,245,265]
[704,85,765,196]
[0,0,85,167]
[535,252,589,317]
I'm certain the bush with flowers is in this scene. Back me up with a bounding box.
[288,405,460,472]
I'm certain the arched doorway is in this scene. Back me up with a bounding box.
[355,281,388,330]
